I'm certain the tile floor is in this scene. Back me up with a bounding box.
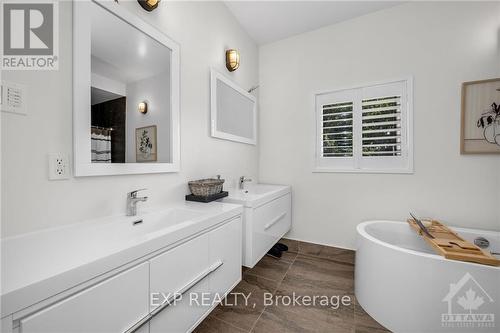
[195,239,391,333]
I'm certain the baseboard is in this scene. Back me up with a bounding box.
[282,236,356,251]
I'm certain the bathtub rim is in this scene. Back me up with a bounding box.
[356,220,500,270]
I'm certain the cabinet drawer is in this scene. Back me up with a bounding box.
[149,233,210,333]
[149,233,209,311]
[254,193,291,236]
[20,262,149,333]
[149,277,209,333]
[209,217,242,299]
[253,194,291,258]
[148,218,242,333]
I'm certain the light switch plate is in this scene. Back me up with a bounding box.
[48,153,70,180]
[1,81,27,115]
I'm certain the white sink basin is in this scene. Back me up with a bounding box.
[2,207,207,277]
[131,207,205,235]
[223,184,291,208]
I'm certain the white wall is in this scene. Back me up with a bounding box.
[1,0,259,237]
[125,71,170,163]
[259,2,500,249]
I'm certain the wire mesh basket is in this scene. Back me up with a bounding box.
[188,178,225,197]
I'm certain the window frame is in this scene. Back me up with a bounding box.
[313,77,414,174]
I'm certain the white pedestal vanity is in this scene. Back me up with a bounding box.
[1,203,243,333]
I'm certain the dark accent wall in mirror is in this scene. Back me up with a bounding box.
[91,90,126,163]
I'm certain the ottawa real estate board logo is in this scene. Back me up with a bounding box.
[442,273,495,329]
[1,1,59,70]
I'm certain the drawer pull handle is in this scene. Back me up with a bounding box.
[264,212,287,230]
[125,260,224,333]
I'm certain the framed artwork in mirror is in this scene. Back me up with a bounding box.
[460,78,500,154]
[136,125,157,162]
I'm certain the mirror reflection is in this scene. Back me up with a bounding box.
[90,2,171,163]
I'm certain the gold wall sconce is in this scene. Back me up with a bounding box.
[138,101,148,114]
[138,0,160,12]
[225,49,240,72]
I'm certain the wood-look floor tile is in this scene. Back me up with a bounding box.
[252,303,354,333]
[279,249,298,263]
[244,255,291,282]
[243,272,280,296]
[277,271,355,300]
[279,238,299,253]
[211,273,279,331]
[298,241,355,264]
[283,254,354,293]
[195,241,388,333]
[193,315,247,333]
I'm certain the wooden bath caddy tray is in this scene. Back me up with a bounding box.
[407,218,500,266]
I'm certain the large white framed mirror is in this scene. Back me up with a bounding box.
[73,0,180,176]
[210,69,257,145]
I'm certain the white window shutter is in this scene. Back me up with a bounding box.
[321,101,353,157]
[362,96,402,157]
[314,78,413,173]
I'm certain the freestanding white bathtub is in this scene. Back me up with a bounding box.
[355,221,500,333]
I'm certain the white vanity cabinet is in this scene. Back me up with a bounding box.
[223,184,292,268]
[251,193,291,262]
[3,213,242,333]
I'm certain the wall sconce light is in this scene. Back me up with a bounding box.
[138,0,160,12]
[138,101,148,114]
[225,49,240,72]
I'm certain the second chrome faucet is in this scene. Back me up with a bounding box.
[239,176,252,190]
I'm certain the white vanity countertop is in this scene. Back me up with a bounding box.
[1,202,242,317]
[223,184,291,208]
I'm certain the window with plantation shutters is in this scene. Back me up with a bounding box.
[315,79,413,173]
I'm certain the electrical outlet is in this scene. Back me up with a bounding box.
[48,153,70,180]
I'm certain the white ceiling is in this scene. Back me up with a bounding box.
[224,1,401,45]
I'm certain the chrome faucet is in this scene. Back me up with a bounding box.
[239,176,252,190]
[126,189,148,216]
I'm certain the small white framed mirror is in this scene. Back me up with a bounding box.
[73,0,180,176]
[210,69,257,145]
